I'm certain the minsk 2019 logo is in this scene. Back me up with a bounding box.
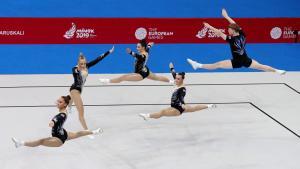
[64,23,96,39]
[196,27,208,39]
[196,26,225,39]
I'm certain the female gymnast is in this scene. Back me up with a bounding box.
[139,63,216,120]
[12,95,102,148]
[187,8,286,75]
[99,39,173,84]
[69,46,114,130]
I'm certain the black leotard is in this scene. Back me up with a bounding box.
[227,30,247,57]
[226,30,252,68]
[170,67,186,114]
[70,50,111,92]
[129,44,152,79]
[130,51,149,74]
[51,112,68,143]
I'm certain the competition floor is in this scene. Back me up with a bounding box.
[0,72,300,169]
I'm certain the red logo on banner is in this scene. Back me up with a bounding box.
[196,26,226,39]
[282,27,297,39]
[134,27,174,40]
[270,27,282,39]
[63,22,96,39]
[270,26,299,41]
[135,27,147,40]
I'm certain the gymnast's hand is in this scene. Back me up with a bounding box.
[126,48,132,54]
[222,8,229,18]
[148,42,154,46]
[49,121,54,127]
[169,62,174,69]
[109,45,115,53]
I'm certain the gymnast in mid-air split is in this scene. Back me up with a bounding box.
[187,8,286,75]
[139,63,216,120]
[12,95,102,148]
[99,39,174,84]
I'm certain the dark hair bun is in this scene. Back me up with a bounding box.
[62,95,71,105]
[139,39,147,48]
[178,72,186,79]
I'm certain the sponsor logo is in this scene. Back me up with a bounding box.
[270,27,282,39]
[64,23,76,39]
[196,26,225,39]
[135,27,147,40]
[0,30,25,36]
[64,23,96,39]
[196,27,208,39]
[148,28,174,40]
[134,27,174,40]
[282,27,297,39]
[270,26,297,40]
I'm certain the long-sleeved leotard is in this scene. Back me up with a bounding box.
[170,67,186,114]
[70,50,111,92]
[128,44,152,79]
[51,112,68,143]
